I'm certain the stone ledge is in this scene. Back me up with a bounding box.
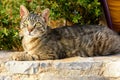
[0,52,120,80]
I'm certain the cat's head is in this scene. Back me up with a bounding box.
[20,5,50,38]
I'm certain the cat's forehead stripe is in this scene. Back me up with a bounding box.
[26,13,45,25]
[29,13,42,20]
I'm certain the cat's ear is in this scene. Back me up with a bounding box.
[20,5,29,19]
[42,8,50,22]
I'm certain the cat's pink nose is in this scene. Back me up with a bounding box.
[27,27,34,33]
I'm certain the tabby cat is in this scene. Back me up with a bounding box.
[11,5,120,60]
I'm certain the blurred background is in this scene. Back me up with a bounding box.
[0,0,102,51]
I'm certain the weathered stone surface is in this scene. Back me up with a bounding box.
[5,59,103,75]
[0,51,120,80]
[6,61,40,74]
[103,61,120,77]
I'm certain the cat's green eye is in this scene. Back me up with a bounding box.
[22,20,28,28]
[24,20,28,24]
[35,23,42,27]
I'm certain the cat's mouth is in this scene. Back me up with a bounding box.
[28,32,31,35]
[27,32,34,36]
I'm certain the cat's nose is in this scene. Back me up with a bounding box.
[27,27,34,33]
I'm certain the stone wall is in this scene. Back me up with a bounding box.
[0,51,120,80]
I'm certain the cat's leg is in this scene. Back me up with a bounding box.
[10,51,59,61]
[28,52,59,60]
[10,52,33,61]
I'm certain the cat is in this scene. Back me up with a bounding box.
[10,5,120,61]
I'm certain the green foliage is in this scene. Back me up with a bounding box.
[40,0,101,24]
[0,28,21,50]
[0,0,102,50]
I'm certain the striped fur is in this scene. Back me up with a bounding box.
[11,5,120,60]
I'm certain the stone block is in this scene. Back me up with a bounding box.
[0,51,120,80]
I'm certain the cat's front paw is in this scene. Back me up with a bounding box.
[10,52,35,61]
[9,52,26,61]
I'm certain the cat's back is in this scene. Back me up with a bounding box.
[53,24,120,56]
[53,24,118,38]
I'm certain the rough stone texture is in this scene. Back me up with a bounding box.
[0,51,120,80]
